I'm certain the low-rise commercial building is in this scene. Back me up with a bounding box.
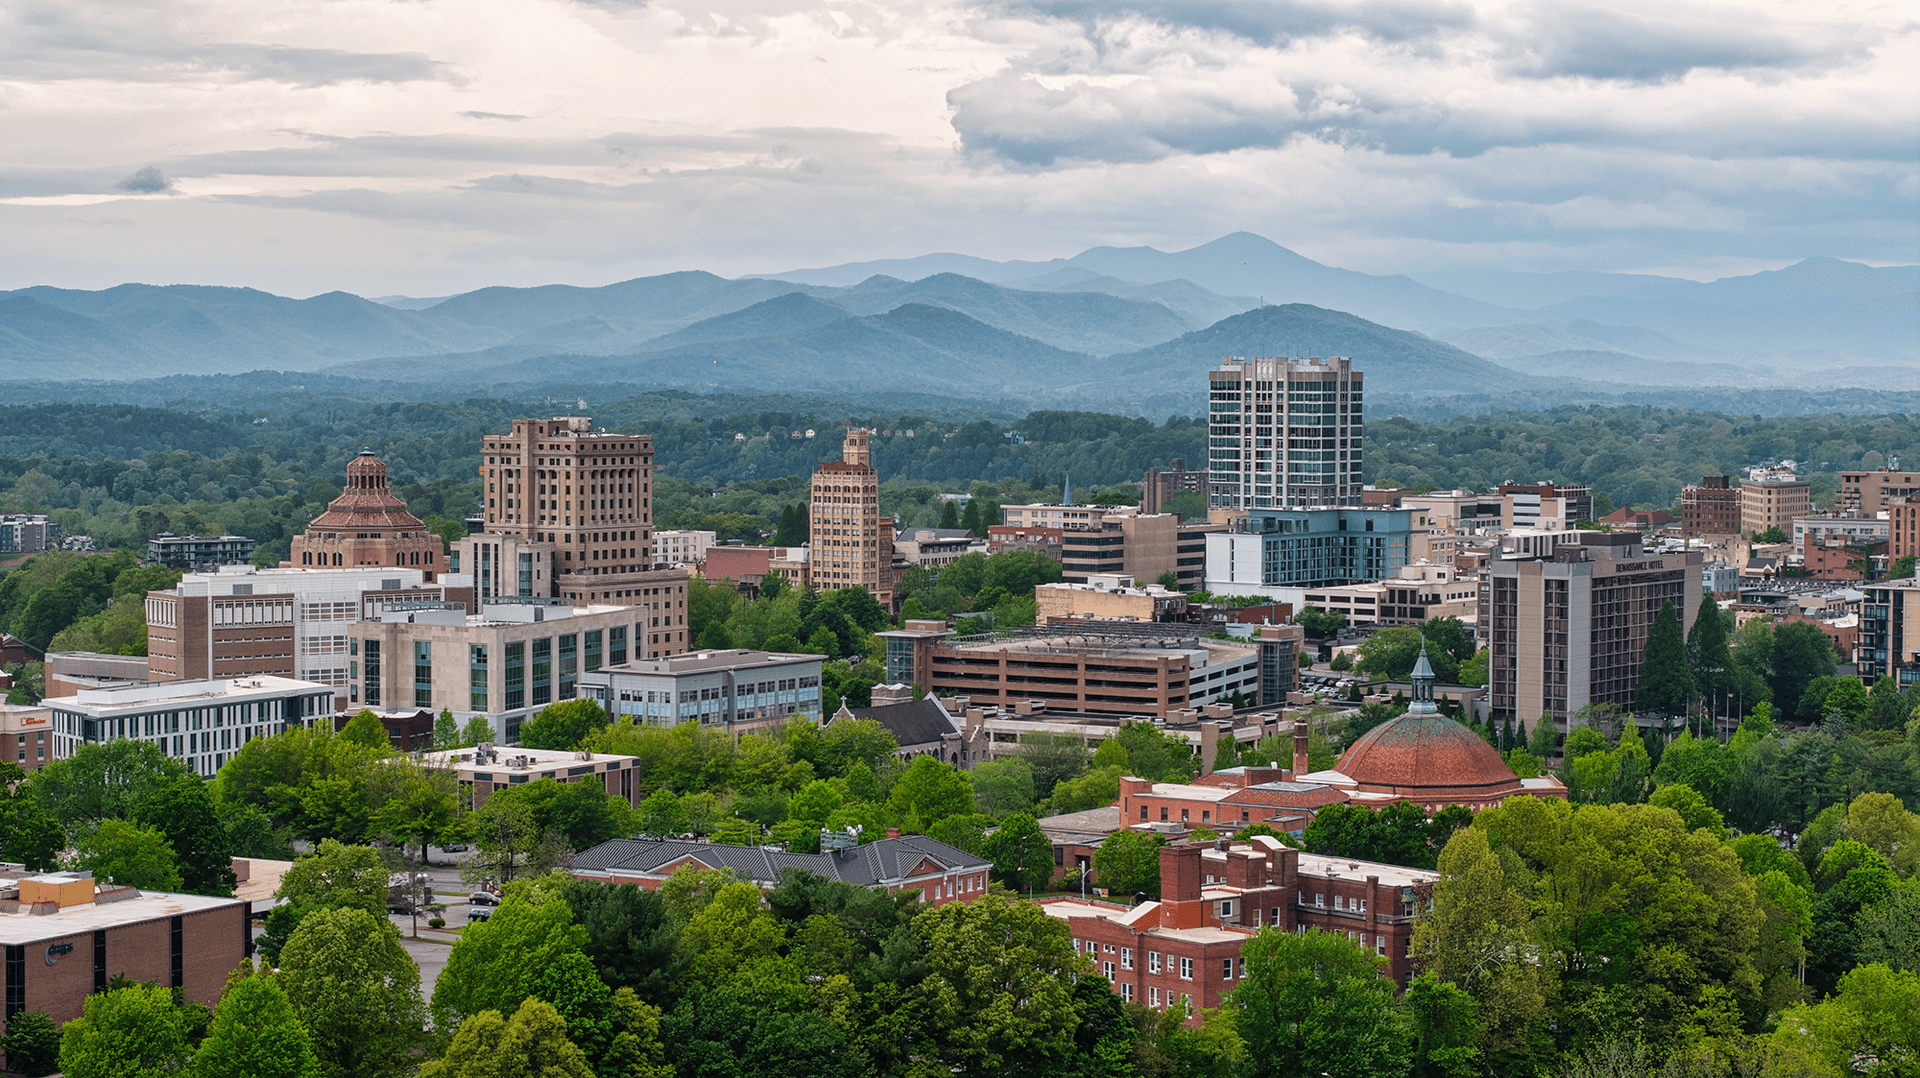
[1300,562,1478,627]
[1141,459,1208,515]
[0,871,248,1029]
[577,648,824,734]
[652,530,716,567]
[1035,575,1187,624]
[894,528,980,571]
[418,743,645,809]
[145,534,256,572]
[40,675,335,776]
[42,652,148,698]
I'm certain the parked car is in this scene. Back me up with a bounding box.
[467,909,491,923]
[441,843,468,853]
[468,891,501,906]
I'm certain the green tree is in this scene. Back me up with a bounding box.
[136,776,236,896]
[1021,731,1092,801]
[192,970,321,1078]
[277,907,426,1078]
[1294,606,1347,638]
[982,812,1054,893]
[276,839,390,915]
[1635,599,1693,717]
[969,757,1036,818]
[1648,783,1727,837]
[1687,594,1732,713]
[434,884,590,1032]
[419,998,594,1078]
[465,791,542,886]
[519,701,612,753]
[33,738,191,829]
[887,755,975,827]
[1092,828,1164,896]
[72,818,184,891]
[911,890,1082,1075]
[339,709,391,751]
[1407,973,1482,1078]
[1771,963,1920,1078]
[0,1010,59,1077]
[1457,649,1489,687]
[433,709,461,750]
[1236,928,1410,1078]
[0,762,63,871]
[57,982,189,1078]
[460,716,495,747]
[1770,620,1838,718]
[375,766,459,864]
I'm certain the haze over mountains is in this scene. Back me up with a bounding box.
[2,233,1912,410]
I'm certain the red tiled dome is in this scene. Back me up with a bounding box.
[1337,714,1519,791]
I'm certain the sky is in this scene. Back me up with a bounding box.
[1,0,1914,297]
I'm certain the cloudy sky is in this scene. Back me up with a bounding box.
[1,0,1913,297]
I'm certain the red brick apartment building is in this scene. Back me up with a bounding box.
[1043,837,1438,1017]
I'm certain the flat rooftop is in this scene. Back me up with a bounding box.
[418,746,637,778]
[0,881,241,945]
[45,675,331,714]
[593,649,820,676]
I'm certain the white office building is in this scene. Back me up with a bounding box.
[41,676,335,776]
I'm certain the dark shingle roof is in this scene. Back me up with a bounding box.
[843,698,957,749]
[573,834,988,889]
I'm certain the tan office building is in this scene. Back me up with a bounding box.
[1839,466,1920,514]
[1740,467,1811,537]
[1488,533,1701,724]
[809,429,889,607]
[1681,476,1741,539]
[478,416,688,621]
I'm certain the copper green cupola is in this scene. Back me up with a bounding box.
[1408,638,1438,715]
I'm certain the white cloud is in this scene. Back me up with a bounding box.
[0,0,1911,295]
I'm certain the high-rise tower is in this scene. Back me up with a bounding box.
[809,428,889,607]
[474,417,689,655]
[1206,357,1363,511]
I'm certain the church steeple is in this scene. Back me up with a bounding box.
[1408,638,1438,715]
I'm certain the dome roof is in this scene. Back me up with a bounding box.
[1337,713,1519,791]
[307,452,426,531]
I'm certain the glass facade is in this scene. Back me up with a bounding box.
[559,634,578,699]
[413,640,432,709]
[505,642,526,710]
[470,645,489,712]
[532,638,552,707]
[363,639,381,707]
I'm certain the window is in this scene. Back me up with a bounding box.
[413,640,432,709]
[1219,899,1233,917]
[1179,957,1193,980]
[1148,951,1161,974]
[1120,947,1133,970]
[1335,895,1345,910]
[505,642,526,710]
[1141,806,1148,820]
[1120,983,1134,1003]
[1103,962,1114,979]
[1222,959,1234,980]
[1315,893,1325,907]
[1149,986,1160,1008]
[469,645,489,711]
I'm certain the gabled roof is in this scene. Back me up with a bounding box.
[573,834,988,889]
[842,698,958,749]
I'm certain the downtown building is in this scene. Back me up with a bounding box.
[1488,532,1702,725]
[472,415,690,649]
[808,429,890,607]
[1206,357,1363,511]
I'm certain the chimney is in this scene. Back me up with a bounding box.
[886,827,902,840]
[1158,843,1202,903]
[1293,723,1310,776]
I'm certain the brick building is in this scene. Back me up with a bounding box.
[0,871,247,1031]
[1141,458,1209,515]
[0,703,52,771]
[1041,836,1439,1018]
[1740,467,1812,537]
[290,453,446,576]
[1681,476,1741,539]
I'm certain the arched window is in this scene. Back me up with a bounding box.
[333,553,342,566]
